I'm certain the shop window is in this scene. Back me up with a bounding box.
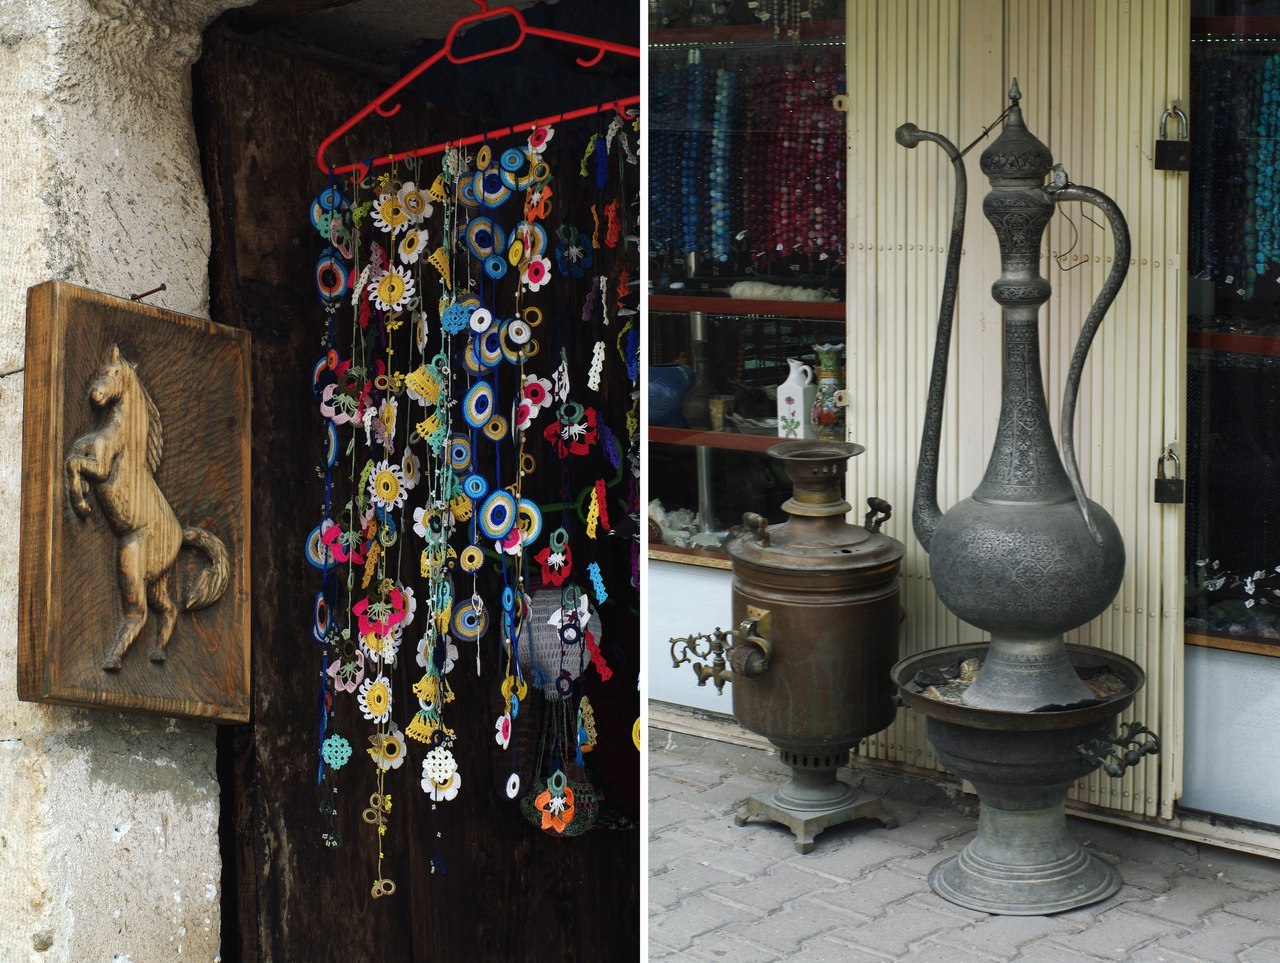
[648,6,846,565]
[1187,2,1280,654]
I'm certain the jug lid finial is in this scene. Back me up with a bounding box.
[981,78,1051,181]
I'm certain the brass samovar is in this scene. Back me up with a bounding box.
[671,441,904,853]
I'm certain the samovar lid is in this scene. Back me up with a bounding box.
[979,79,1052,185]
[728,441,905,574]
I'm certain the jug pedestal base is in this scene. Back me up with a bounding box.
[735,781,895,854]
[930,800,1121,915]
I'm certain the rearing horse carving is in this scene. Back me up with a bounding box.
[65,344,230,671]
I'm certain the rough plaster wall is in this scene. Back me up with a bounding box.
[0,1,248,959]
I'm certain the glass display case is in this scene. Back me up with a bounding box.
[648,296,845,562]
[648,13,847,565]
[1185,9,1280,654]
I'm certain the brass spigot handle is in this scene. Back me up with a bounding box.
[729,617,772,678]
[1078,722,1159,778]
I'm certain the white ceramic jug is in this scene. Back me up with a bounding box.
[776,358,816,439]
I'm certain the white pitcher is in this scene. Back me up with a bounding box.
[776,358,816,439]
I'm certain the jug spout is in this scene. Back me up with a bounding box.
[895,123,967,552]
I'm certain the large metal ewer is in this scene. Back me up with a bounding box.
[892,81,1159,915]
[671,441,905,853]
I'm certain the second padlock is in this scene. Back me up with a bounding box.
[1155,106,1190,171]
[1155,448,1185,503]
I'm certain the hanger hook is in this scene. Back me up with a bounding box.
[577,46,607,68]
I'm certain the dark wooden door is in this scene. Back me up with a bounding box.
[195,22,639,961]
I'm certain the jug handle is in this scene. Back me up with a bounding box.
[800,364,813,385]
[1046,165,1131,545]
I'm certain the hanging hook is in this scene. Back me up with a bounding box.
[577,46,607,68]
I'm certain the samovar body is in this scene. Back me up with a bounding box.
[671,441,905,852]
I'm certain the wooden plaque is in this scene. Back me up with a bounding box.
[19,281,251,722]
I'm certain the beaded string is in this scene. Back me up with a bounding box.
[649,40,845,273]
[710,64,735,263]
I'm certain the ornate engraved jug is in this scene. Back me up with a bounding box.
[901,81,1131,711]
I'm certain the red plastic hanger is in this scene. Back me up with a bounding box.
[315,0,640,181]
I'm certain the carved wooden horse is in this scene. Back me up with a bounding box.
[65,344,229,671]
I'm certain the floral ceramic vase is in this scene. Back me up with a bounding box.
[810,343,846,441]
[776,358,817,439]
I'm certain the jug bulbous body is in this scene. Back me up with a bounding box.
[929,495,1124,638]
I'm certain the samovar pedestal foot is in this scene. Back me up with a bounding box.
[735,769,895,854]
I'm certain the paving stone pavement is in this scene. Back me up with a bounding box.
[648,728,1280,962]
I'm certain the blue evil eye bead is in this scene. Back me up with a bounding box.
[305,522,330,569]
[313,590,330,643]
[441,300,471,335]
[463,381,494,428]
[451,600,489,641]
[464,217,505,259]
[316,186,348,212]
[315,248,348,301]
[475,168,511,206]
[457,178,481,208]
[469,307,493,333]
[516,499,543,544]
[448,434,472,471]
[499,164,520,191]
[324,420,339,468]
[484,255,508,279]
[501,586,515,613]
[479,328,504,368]
[555,671,573,696]
[588,561,608,603]
[462,473,489,500]
[479,489,517,539]
[500,148,525,172]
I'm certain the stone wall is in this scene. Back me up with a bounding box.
[0,1,245,958]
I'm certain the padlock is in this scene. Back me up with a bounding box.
[1155,106,1190,172]
[1154,449,1184,504]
